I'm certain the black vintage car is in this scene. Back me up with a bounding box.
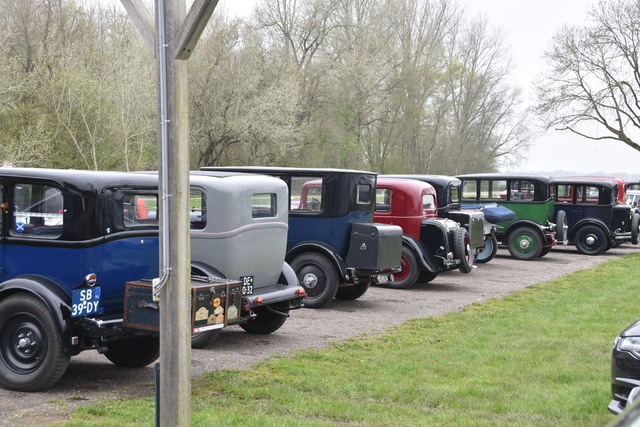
[201,166,403,308]
[554,178,640,255]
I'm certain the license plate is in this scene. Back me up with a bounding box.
[240,276,254,295]
[71,287,101,317]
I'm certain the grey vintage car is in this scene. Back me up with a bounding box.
[141,171,306,348]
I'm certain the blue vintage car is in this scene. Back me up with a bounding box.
[553,177,640,255]
[201,166,403,308]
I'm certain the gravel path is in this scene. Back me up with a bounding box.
[2,244,637,425]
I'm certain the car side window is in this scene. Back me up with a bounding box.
[190,190,207,229]
[11,183,64,238]
[461,180,477,200]
[510,180,535,201]
[293,177,323,212]
[123,194,158,227]
[252,193,276,218]
[556,184,573,203]
[376,188,391,213]
[480,180,506,200]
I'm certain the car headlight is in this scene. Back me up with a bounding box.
[619,337,640,354]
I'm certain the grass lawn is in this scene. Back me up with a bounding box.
[62,252,640,426]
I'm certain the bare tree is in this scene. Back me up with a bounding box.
[537,0,640,152]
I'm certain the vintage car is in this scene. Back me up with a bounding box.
[200,166,403,308]
[0,168,305,391]
[608,318,640,415]
[382,174,504,264]
[456,173,567,260]
[372,178,477,289]
[553,178,639,255]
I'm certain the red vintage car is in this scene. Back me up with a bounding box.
[373,178,483,289]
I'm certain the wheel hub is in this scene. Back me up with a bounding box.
[16,331,36,355]
[302,273,318,289]
[519,239,530,250]
[586,236,596,246]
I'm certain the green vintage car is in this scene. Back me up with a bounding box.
[456,173,567,260]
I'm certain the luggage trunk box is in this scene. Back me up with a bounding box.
[123,276,245,333]
[345,223,402,270]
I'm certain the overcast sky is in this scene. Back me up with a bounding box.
[215,0,640,177]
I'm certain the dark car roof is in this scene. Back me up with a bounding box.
[456,173,553,183]
[201,166,376,176]
[0,167,160,188]
[553,177,618,189]
[382,174,461,187]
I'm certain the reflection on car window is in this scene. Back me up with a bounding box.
[356,184,371,205]
[123,194,158,227]
[11,183,64,238]
[375,188,391,213]
[510,180,534,201]
[461,180,477,200]
[293,177,323,212]
[252,193,276,218]
[190,190,206,229]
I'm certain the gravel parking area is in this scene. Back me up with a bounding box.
[2,244,638,425]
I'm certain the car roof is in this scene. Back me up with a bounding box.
[376,177,436,193]
[381,174,461,187]
[553,177,618,189]
[0,167,159,188]
[456,173,553,183]
[201,166,376,175]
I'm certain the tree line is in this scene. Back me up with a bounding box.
[0,0,530,174]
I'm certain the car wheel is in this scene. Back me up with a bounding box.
[418,271,438,283]
[453,228,474,273]
[240,307,289,334]
[632,213,640,245]
[0,293,70,392]
[506,227,543,260]
[335,282,370,300]
[475,235,498,264]
[290,253,339,308]
[574,225,608,255]
[385,245,420,289]
[556,210,568,243]
[191,329,222,349]
[104,335,160,367]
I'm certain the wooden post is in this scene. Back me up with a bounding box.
[119,1,219,425]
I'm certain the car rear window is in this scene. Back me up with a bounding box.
[11,183,64,238]
[190,189,206,229]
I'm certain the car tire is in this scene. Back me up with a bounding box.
[453,228,474,273]
[335,281,370,300]
[418,271,438,283]
[191,329,222,349]
[506,227,543,260]
[574,225,608,255]
[475,235,498,264]
[385,245,420,289]
[0,293,70,392]
[556,210,568,243]
[290,253,339,308]
[104,335,160,368]
[240,307,289,334]
[632,213,640,245]
[538,246,552,257]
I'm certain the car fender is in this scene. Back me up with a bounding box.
[420,218,457,253]
[285,241,348,281]
[0,275,72,350]
[402,234,438,273]
[569,219,613,243]
[502,220,548,244]
[280,261,298,287]
[190,262,226,279]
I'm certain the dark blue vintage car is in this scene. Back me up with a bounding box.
[201,166,403,308]
[0,168,161,392]
[553,178,640,255]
